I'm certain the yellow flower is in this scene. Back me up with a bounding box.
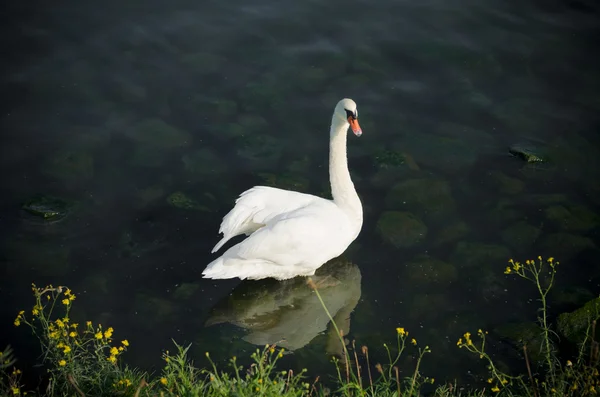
[14,318,21,327]
[491,386,500,392]
[504,267,512,274]
[396,327,406,336]
[69,294,76,301]
[63,346,71,354]
[118,346,124,352]
[566,360,573,367]
[62,299,70,306]
[501,379,508,385]
[121,340,129,347]
[258,379,263,384]
[547,257,554,263]
[104,327,114,339]
[32,308,39,316]
[69,331,77,338]
[551,388,556,393]
[456,338,463,346]
[11,387,19,395]
[59,360,66,366]
[55,319,65,328]
[538,255,542,260]
[86,321,92,327]
[411,338,417,345]
[110,347,119,356]
[95,332,103,340]
[49,331,59,339]
[430,378,435,384]
[107,355,117,364]
[160,377,168,385]
[487,378,493,384]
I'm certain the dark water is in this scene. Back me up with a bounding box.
[2,0,600,389]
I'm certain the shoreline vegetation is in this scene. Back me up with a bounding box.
[2,257,599,396]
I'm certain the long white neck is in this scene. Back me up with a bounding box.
[329,118,363,226]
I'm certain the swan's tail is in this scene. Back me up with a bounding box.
[202,256,308,281]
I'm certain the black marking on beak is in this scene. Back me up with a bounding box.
[345,109,357,120]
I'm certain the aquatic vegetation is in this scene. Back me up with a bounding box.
[2,256,599,396]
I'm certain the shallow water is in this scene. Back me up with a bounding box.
[1,0,600,389]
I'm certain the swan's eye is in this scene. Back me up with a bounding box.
[345,109,357,120]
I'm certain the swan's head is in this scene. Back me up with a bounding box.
[334,98,362,137]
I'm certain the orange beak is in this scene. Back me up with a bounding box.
[348,117,362,137]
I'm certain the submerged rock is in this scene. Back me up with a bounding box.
[135,185,165,209]
[405,255,457,285]
[501,221,541,252]
[451,241,511,269]
[545,204,599,232]
[433,220,470,247]
[539,233,597,259]
[385,178,456,222]
[489,171,525,195]
[495,322,546,365]
[127,118,192,149]
[258,173,310,192]
[43,149,94,183]
[166,192,211,212]
[509,144,546,163]
[182,148,227,180]
[375,211,427,248]
[21,195,73,223]
[235,134,282,170]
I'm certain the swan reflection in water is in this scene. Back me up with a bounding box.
[205,259,361,356]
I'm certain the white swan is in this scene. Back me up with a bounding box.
[202,98,363,281]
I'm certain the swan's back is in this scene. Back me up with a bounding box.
[212,186,329,253]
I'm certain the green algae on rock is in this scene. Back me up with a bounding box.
[166,192,211,212]
[22,195,73,223]
[375,211,427,248]
[557,297,600,344]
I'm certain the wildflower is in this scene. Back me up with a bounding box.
[504,267,512,274]
[63,346,71,354]
[255,387,260,392]
[86,321,92,327]
[121,340,129,347]
[11,387,19,395]
[118,346,124,352]
[538,255,542,260]
[396,327,406,336]
[49,331,59,339]
[95,332,102,340]
[160,377,168,385]
[69,331,76,338]
[547,257,554,263]
[55,319,65,328]
[124,379,132,387]
[491,386,500,393]
[273,380,278,385]
[487,378,493,384]
[572,383,578,391]
[501,379,508,385]
[14,318,21,327]
[258,379,263,384]
[551,388,556,393]
[104,327,114,339]
[59,360,66,366]
[70,323,78,329]
[411,338,417,345]
[110,347,119,356]
[107,355,117,364]
[456,338,463,347]
[566,360,573,366]
[32,307,40,316]
[62,299,70,306]
[430,378,435,384]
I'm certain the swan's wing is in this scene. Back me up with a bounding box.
[212,186,326,253]
[229,203,348,269]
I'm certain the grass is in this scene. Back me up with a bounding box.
[1,256,599,396]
